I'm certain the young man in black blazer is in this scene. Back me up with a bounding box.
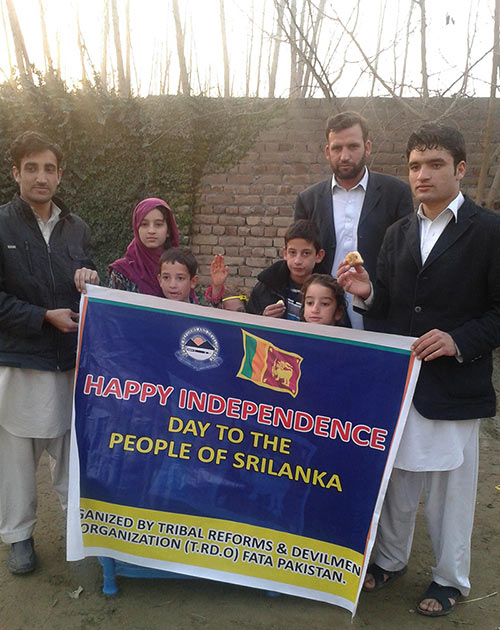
[338,124,500,617]
[294,111,413,330]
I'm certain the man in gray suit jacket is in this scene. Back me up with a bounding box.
[294,111,413,329]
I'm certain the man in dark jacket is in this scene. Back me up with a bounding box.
[295,111,413,330]
[338,124,500,617]
[0,131,99,574]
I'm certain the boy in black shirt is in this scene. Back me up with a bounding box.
[247,220,325,320]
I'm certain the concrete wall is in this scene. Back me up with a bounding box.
[190,97,499,288]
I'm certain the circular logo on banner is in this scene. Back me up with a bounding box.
[175,327,223,371]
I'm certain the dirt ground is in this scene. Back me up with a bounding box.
[1,355,499,630]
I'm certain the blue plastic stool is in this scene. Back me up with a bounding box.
[98,556,192,595]
[99,556,281,597]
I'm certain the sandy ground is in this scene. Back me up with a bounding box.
[1,356,499,630]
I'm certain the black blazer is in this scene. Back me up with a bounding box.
[294,170,413,331]
[364,196,500,420]
[294,170,414,277]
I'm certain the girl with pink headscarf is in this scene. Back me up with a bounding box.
[108,198,179,296]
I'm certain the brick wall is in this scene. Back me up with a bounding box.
[191,97,499,289]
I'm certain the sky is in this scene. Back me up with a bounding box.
[0,0,497,98]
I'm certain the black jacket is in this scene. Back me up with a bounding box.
[361,196,500,420]
[247,259,327,318]
[294,171,413,276]
[0,194,95,371]
[295,171,413,331]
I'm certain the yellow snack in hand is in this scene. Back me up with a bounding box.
[345,251,364,266]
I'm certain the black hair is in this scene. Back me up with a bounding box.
[325,111,370,142]
[284,220,322,252]
[158,247,198,278]
[406,123,466,170]
[299,274,346,322]
[155,205,176,249]
[10,131,64,170]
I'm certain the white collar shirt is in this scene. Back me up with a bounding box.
[331,167,369,330]
[417,192,463,264]
[32,202,61,245]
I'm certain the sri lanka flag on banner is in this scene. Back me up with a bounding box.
[237,329,303,397]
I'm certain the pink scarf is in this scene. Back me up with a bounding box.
[109,198,179,296]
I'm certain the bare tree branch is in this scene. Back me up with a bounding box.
[278,0,339,102]
[331,6,423,117]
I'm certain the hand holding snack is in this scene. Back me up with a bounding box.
[337,257,371,299]
[263,299,286,318]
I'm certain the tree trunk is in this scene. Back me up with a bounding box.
[111,0,128,96]
[245,0,254,96]
[56,31,61,78]
[476,0,499,205]
[255,3,266,96]
[269,0,285,97]
[172,0,190,95]
[125,0,131,94]
[5,0,33,84]
[399,0,415,96]
[77,13,88,84]
[101,0,110,90]
[0,0,14,82]
[161,46,171,95]
[38,0,53,73]
[486,159,500,210]
[219,0,230,97]
[301,0,326,97]
[370,0,387,96]
[417,0,429,98]
[288,0,298,97]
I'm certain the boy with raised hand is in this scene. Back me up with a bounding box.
[247,220,326,320]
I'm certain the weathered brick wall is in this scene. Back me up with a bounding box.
[191,97,499,289]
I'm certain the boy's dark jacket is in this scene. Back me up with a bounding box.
[0,194,95,371]
[247,259,326,317]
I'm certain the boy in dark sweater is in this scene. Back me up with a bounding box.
[247,220,325,320]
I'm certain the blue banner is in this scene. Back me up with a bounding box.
[67,286,420,614]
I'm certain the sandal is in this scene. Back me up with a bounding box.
[416,581,461,617]
[362,563,407,592]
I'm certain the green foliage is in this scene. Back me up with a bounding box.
[0,76,280,277]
